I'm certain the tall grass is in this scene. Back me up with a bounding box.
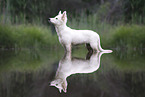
[0,6,145,50]
[1,0,144,50]
[0,24,60,49]
[109,25,145,49]
[69,14,145,50]
[0,23,145,50]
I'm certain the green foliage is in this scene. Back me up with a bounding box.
[1,0,144,24]
[0,24,60,49]
[110,25,145,49]
[0,0,145,50]
[123,0,145,23]
[0,25,16,48]
[0,23,144,50]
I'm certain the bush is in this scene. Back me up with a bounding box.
[0,24,60,49]
[110,25,145,49]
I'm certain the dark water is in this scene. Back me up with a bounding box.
[0,49,145,97]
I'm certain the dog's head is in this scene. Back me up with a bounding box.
[49,11,67,26]
[50,78,67,93]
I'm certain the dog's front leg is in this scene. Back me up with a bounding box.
[65,44,71,53]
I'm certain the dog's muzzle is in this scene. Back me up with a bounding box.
[48,18,51,23]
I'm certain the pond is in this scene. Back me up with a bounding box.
[0,49,145,97]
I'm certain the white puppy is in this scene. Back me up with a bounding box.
[49,11,112,53]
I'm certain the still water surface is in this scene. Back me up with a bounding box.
[0,49,145,97]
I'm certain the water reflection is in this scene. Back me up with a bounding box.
[50,51,111,93]
[1,50,145,97]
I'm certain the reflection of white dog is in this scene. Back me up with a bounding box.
[50,52,106,93]
[49,11,112,53]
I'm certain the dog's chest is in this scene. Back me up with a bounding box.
[58,31,71,43]
[58,35,68,44]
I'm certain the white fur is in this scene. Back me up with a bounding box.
[50,52,107,93]
[49,11,112,53]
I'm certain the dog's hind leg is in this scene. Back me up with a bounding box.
[90,41,99,52]
[86,43,93,51]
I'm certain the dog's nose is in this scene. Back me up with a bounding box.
[48,18,51,21]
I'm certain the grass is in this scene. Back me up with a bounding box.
[72,15,144,50]
[108,25,145,49]
[0,19,145,50]
[68,13,145,50]
[0,24,60,49]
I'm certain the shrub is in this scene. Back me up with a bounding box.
[0,24,60,49]
[110,25,145,49]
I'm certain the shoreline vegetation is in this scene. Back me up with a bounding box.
[0,24,60,50]
[0,24,144,50]
[0,0,144,51]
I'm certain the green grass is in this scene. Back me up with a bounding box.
[0,24,60,49]
[69,19,145,50]
[0,23,145,50]
[68,13,145,50]
[108,25,145,49]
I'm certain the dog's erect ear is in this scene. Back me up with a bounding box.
[62,80,67,93]
[59,88,62,93]
[58,11,61,15]
[62,11,67,21]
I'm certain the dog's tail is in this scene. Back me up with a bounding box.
[98,40,113,53]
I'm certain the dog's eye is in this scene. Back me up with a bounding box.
[56,18,58,20]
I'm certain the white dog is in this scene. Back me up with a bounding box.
[49,11,112,53]
[50,51,105,93]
